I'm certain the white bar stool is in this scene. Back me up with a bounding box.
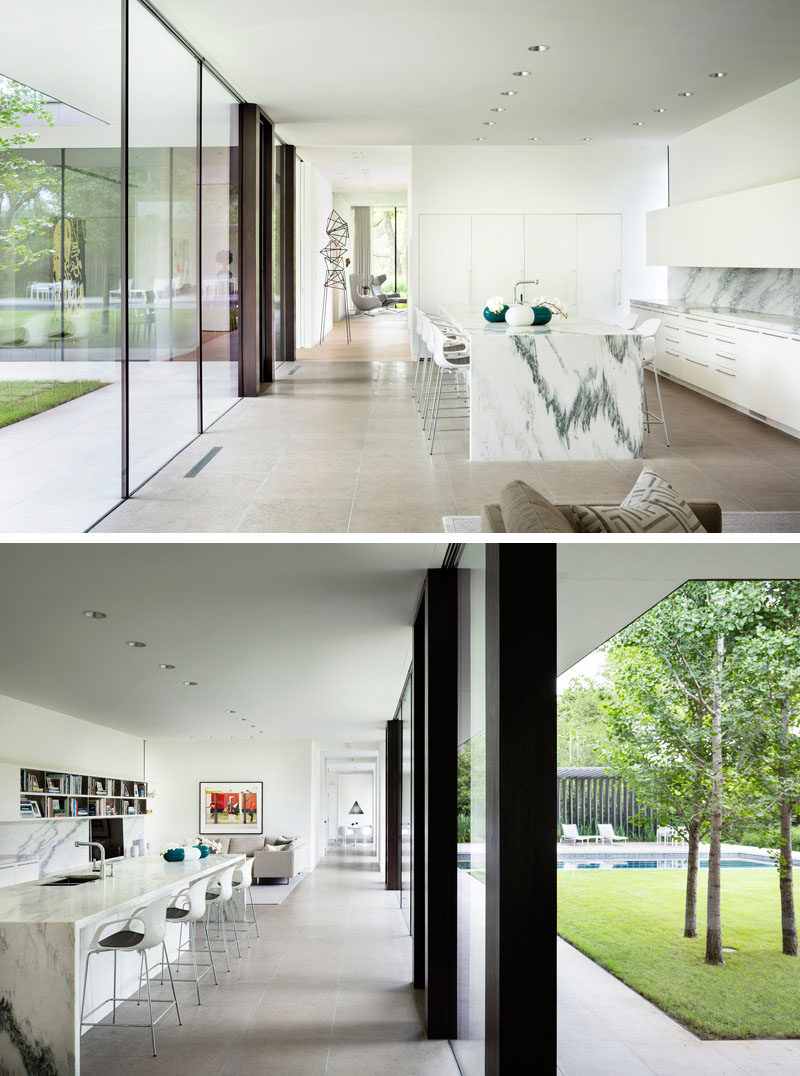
[80,895,181,1058]
[164,873,218,1004]
[230,857,260,948]
[428,324,471,454]
[637,317,669,447]
[204,863,242,971]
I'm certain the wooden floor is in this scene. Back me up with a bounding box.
[298,308,411,362]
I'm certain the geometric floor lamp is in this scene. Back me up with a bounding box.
[320,209,351,345]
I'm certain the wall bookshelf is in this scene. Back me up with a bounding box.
[19,768,148,820]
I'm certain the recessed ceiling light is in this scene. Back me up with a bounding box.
[183,681,198,686]
[158,663,175,670]
[528,44,550,51]
[483,121,497,126]
[513,71,531,77]
[490,107,505,112]
[500,90,517,96]
[226,709,237,714]
[708,72,727,78]
[632,121,644,126]
[529,137,541,142]
[82,610,106,619]
[678,91,693,97]
[653,108,666,113]
[126,640,146,648]
[581,137,592,142]
[474,137,486,142]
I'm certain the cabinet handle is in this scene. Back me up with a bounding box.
[739,326,760,334]
[685,357,707,367]
[714,367,735,377]
[716,322,736,329]
[715,337,736,346]
[685,329,709,338]
[664,350,680,357]
[685,316,709,324]
[763,331,789,340]
[665,335,680,344]
[715,352,735,360]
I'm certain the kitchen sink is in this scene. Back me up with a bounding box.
[42,875,100,886]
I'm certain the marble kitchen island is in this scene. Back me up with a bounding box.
[0,852,244,1075]
[443,305,644,462]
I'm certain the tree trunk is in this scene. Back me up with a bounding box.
[684,817,701,938]
[778,699,797,956]
[705,634,725,966]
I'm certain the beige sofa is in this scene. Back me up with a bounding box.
[218,835,306,883]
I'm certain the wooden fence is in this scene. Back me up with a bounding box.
[557,768,655,838]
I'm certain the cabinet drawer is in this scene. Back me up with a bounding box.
[682,327,713,361]
[710,365,737,402]
[682,354,712,390]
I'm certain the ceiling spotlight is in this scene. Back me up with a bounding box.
[653,108,666,113]
[490,107,506,112]
[500,90,517,96]
[513,70,531,77]
[483,121,497,126]
[581,137,592,142]
[183,681,198,686]
[677,91,693,97]
[82,610,106,619]
[632,121,644,126]
[225,709,237,714]
[529,137,541,142]
[474,137,486,142]
[528,44,550,51]
[158,663,175,670]
[708,71,727,78]
[126,640,146,648]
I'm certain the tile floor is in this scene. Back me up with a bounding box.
[93,357,800,534]
[558,937,800,1074]
[80,850,459,1076]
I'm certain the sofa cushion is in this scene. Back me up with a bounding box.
[564,468,706,534]
[227,836,266,855]
[265,841,292,852]
[498,481,574,534]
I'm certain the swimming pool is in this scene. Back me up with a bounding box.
[558,854,771,870]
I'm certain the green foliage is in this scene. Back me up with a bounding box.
[456,731,485,840]
[557,676,609,766]
[732,825,800,854]
[0,76,55,271]
[456,813,471,843]
[0,380,108,427]
[559,868,800,1038]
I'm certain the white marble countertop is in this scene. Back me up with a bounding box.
[631,298,800,335]
[0,853,244,928]
[443,304,629,338]
[0,855,40,867]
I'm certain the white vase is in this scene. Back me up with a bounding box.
[504,304,534,327]
[183,846,201,861]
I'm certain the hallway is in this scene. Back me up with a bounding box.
[81,852,459,1076]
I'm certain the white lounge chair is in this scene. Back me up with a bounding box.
[597,824,628,844]
[560,823,600,844]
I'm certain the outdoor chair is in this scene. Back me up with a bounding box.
[560,823,600,845]
[597,823,629,844]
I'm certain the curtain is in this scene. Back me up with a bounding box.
[352,205,371,281]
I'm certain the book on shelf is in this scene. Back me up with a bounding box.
[22,770,43,793]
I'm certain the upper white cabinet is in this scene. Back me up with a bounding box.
[524,214,577,310]
[418,214,471,310]
[470,215,524,306]
[647,178,800,269]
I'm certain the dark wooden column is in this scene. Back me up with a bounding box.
[412,590,427,988]
[281,145,297,362]
[239,104,273,392]
[424,569,458,1039]
[386,719,402,890]
[485,544,556,1076]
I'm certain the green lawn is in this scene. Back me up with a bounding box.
[0,380,108,427]
[558,867,800,1039]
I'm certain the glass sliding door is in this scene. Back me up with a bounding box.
[127,0,199,491]
[273,138,283,365]
[0,0,122,531]
[200,71,239,426]
[399,670,413,928]
[453,546,487,1075]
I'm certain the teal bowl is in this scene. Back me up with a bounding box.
[162,848,185,862]
[196,845,210,858]
[483,305,508,323]
[531,306,553,325]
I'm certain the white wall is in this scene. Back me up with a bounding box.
[337,773,373,828]
[669,78,800,205]
[145,737,317,864]
[331,193,353,322]
[410,144,669,311]
[297,160,334,348]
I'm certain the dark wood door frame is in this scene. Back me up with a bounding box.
[484,543,556,1075]
[386,719,402,891]
[239,104,274,391]
[412,589,427,989]
[281,145,297,362]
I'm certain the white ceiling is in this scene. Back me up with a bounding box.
[297,146,410,194]
[155,0,800,146]
[557,541,800,674]
[0,544,439,744]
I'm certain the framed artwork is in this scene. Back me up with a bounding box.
[199,781,263,834]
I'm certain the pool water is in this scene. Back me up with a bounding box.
[558,857,771,870]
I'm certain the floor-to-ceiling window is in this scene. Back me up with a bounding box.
[0,0,248,530]
[453,545,486,1075]
[273,138,283,365]
[371,206,407,298]
[399,670,413,928]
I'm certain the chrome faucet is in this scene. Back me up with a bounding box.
[75,840,110,879]
[514,279,540,304]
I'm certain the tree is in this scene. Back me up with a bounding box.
[0,76,54,272]
[557,676,609,766]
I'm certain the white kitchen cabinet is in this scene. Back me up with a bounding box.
[418,214,471,310]
[524,214,577,310]
[576,214,622,323]
[0,864,15,889]
[646,208,671,267]
[759,329,800,429]
[470,214,524,306]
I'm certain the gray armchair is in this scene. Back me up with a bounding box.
[369,274,402,306]
[349,274,382,313]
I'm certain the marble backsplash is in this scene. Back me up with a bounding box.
[0,816,147,876]
[669,267,800,317]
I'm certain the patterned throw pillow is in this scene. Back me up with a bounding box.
[564,468,706,533]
